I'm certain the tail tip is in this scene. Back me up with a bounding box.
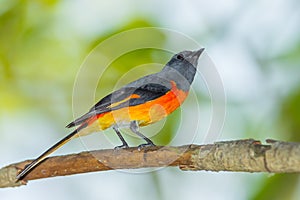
[66,122,74,128]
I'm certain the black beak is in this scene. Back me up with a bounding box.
[193,48,205,58]
[186,48,205,67]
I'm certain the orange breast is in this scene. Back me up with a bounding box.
[94,81,188,130]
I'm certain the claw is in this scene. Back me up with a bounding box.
[114,144,129,150]
[137,142,156,151]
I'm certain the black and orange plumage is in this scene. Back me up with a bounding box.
[16,48,204,180]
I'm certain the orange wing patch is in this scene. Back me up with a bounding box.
[107,94,140,108]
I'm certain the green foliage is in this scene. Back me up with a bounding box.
[251,174,299,200]
[280,89,300,141]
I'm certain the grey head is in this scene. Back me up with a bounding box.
[173,48,204,68]
[160,48,205,90]
[125,48,205,92]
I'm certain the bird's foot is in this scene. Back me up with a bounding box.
[114,144,129,150]
[137,142,156,151]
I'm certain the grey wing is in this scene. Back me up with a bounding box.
[66,87,137,128]
[66,75,171,128]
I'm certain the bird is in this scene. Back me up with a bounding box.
[16,48,205,180]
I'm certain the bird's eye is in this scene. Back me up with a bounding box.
[176,54,184,60]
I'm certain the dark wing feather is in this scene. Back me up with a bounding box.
[66,83,170,128]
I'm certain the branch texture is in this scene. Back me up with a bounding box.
[1,139,300,188]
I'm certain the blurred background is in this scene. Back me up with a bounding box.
[1,0,300,199]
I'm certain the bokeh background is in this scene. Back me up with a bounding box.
[1,0,300,199]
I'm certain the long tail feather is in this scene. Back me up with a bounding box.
[16,129,79,180]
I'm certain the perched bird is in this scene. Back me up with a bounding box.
[16,48,204,180]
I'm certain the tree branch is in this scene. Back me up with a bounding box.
[1,139,300,188]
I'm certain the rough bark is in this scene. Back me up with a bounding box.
[1,139,300,188]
